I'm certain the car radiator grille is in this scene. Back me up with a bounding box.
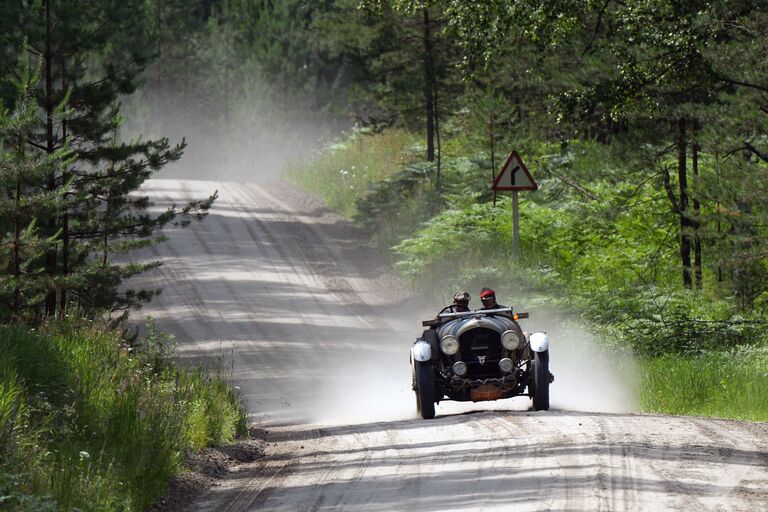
[459,328,503,378]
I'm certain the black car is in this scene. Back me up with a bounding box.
[410,307,552,419]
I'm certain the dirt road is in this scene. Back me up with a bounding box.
[132,180,768,511]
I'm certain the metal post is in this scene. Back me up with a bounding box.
[512,191,520,260]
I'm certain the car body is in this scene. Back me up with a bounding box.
[410,307,552,419]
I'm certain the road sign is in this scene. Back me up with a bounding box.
[492,151,537,191]
[491,151,537,261]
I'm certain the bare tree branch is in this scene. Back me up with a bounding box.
[715,75,768,94]
[662,167,682,214]
[582,0,611,56]
[744,141,768,163]
[534,157,597,200]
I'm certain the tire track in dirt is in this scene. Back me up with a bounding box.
[241,185,373,326]
[130,180,768,512]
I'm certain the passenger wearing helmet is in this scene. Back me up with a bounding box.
[451,291,471,312]
[479,287,507,311]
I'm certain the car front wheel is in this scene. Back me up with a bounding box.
[414,361,436,419]
[531,350,550,411]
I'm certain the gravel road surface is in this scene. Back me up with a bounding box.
[131,179,768,511]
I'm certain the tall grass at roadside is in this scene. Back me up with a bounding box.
[0,320,247,511]
[639,349,768,421]
[283,129,418,217]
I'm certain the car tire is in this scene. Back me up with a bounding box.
[415,361,436,419]
[531,350,550,411]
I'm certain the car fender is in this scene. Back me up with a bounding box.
[529,332,549,352]
[412,340,432,362]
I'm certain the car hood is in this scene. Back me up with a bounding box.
[436,315,515,339]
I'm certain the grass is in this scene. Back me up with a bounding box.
[0,319,247,511]
[283,128,419,217]
[639,349,768,421]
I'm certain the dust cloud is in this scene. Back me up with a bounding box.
[304,332,417,425]
[523,306,638,413]
[303,297,637,425]
[121,78,338,184]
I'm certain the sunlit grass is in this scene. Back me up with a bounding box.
[284,128,418,217]
[0,320,246,511]
[639,349,768,421]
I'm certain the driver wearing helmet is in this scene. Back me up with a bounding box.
[479,287,508,311]
[451,291,471,312]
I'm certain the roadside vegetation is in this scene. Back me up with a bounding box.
[0,319,246,511]
[1,5,246,509]
[2,5,768,512]
[285,128,768,422]
[284,129,419,218]
[276,2,768,422]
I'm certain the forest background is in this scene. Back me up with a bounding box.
[217,0,768,420]
[2,0,768,509]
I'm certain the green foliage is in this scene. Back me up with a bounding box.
[350,137,765,357]
[0,54,73,323]
[181,373,243,451]
[354,161,442,246]
[357,153,498,250]
[393,200,510,282]
[0,320,246,511]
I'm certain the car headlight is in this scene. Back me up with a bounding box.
[452,361,468,376]
[500,330,521,350]
[498,358,514,373]
[440,335,459,355]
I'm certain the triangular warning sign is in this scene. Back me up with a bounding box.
[492,151,538,191]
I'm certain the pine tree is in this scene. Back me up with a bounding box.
[0,0,216,319]
[0,55,71,322]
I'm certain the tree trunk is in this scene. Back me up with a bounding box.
[489,85,496,180]
[715,151,723,282]
[60,58,68,317]
[44,0,58,317]
[103,191,110,267]
[692,121,702,290]
[422,8,435,162]
[489,95,496,180]
[677,117,692,289]
[434,74,441,188]
[13,166,22,318]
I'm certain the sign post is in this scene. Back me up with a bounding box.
[491,151,538,261]
[512,191,520,257]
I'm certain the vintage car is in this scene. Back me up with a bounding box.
[411,307,552,419]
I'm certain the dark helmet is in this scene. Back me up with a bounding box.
[453,291,471,304]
